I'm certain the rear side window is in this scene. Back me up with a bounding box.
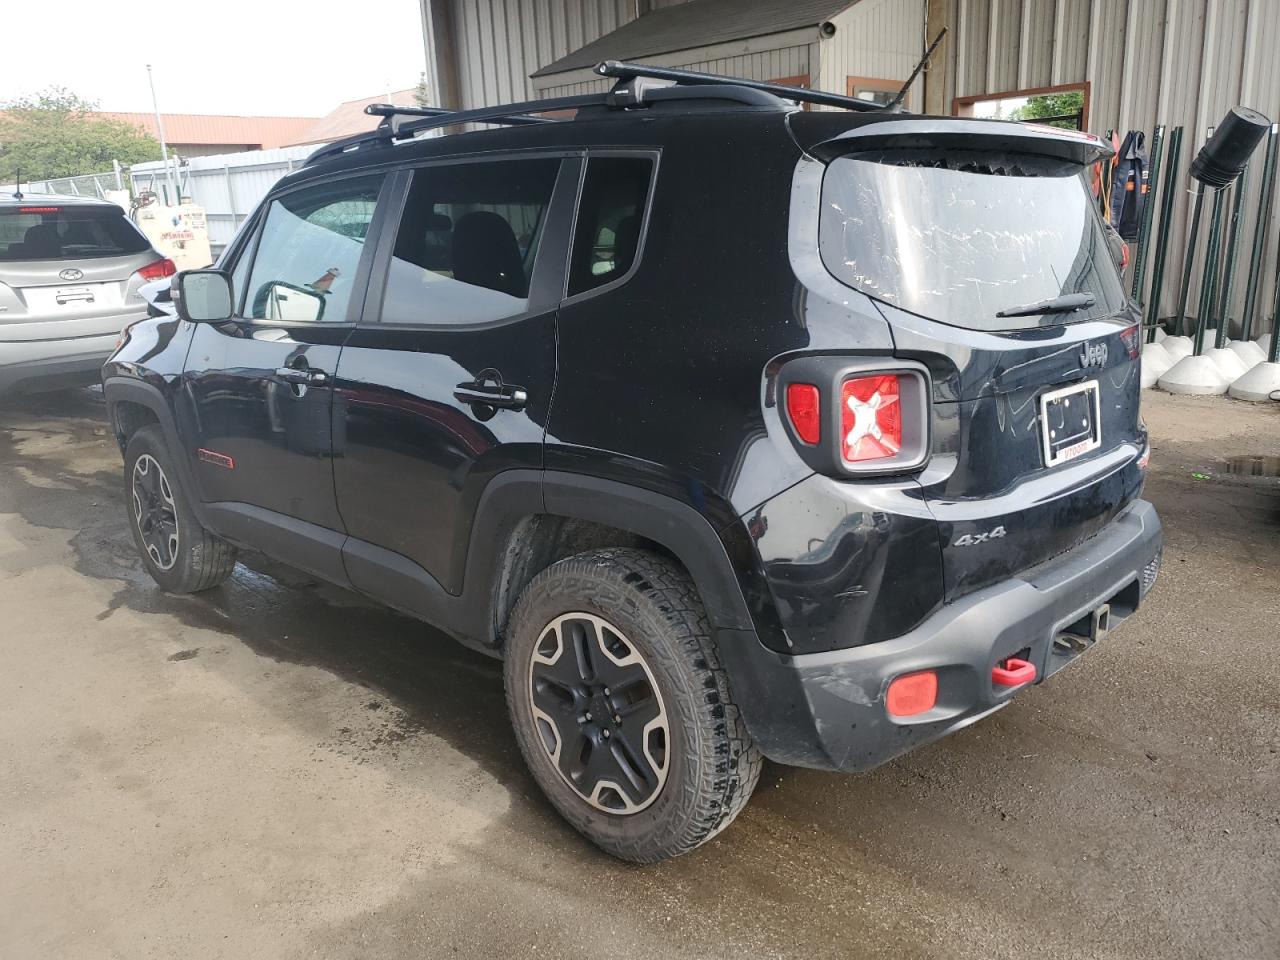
[0,205,150,261]
[819,150,1127,330]
[380,158,561,325]
[567,157,654,296]
[244,174,384,323]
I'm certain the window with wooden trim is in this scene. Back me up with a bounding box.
[952,83,1090,131]
[847,76,909,110]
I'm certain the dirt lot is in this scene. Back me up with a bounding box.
[0,387,1276,960]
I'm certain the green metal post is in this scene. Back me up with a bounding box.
[1214,166,1250,348]
[1240,123,1279,341]
[1269,234,1280,364]
[1174,186,1206,335]
[1131,125,1165,302]
[1194,187,1229,355]
[1144,126,1184,341]
[1175,126,1216,336]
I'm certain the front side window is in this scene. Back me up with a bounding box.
[380,158,561,325]
[567,157,654,296]
[819,149,1126,330]
[244,175,383,323]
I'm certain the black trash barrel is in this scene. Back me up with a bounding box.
[1190,106,1271,187]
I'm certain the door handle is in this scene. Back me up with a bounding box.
[454,368,527,420]
[274,366,328,385]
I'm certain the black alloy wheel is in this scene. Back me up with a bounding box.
[132,452,179,571]
[528,612,670,814]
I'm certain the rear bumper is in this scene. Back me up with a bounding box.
[718,499,1163,771]
[0,332,122,395]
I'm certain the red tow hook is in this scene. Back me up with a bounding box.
[992,657,1036,687]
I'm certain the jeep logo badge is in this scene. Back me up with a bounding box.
[58,268,84,282]
[1080,341,1108,369]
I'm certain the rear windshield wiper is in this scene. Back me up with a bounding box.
[995,292,1096,318]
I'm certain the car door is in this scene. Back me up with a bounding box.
[179,173,390,578]
[332,154,579,599]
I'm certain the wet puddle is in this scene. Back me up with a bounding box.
[1215,455,1280,479]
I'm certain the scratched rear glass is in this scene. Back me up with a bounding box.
[818,149,1127,331]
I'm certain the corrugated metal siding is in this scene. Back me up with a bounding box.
[954,0,992,99]
[985,0,1021,92]
[946,0,1280,325]
[819,0,926,108]
[538,43,813,99]
[450,0,637,107]
[1018,0,1054,88]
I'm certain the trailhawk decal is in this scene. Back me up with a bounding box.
[197,448,235,470]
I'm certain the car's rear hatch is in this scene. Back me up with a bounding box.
[0,203,159,342]
[798,116,1146,602]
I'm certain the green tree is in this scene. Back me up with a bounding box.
[1010,91,1086,129]
[0,87,162,181]
[413,72,431,109]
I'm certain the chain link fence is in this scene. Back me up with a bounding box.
[0,166,126,199]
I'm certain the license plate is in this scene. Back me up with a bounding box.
[1039,380,1101,467]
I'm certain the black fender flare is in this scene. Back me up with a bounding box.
[459,470,762,641]
[102,376,212,528]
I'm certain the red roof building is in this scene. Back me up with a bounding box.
[285,88,419,146]
[101,111,320,157]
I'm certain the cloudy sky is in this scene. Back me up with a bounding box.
[0,0,427,117]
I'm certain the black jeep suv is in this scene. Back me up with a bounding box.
[103,64,1162,863]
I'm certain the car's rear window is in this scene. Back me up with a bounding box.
[818,150,1126,330]
[0,205,151,262]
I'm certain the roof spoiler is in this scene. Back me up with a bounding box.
[805,118,1111,165]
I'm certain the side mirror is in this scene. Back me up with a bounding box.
[173,269,233,323]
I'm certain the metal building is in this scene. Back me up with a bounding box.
[420,0,1280,324]
[421,1,926,112]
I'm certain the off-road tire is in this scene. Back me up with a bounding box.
[124,425,237,593]
[504,547,762,863]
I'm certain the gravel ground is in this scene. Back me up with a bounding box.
[0,387,1276,960]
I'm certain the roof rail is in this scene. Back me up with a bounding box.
[593,60,886,113]
[303,63,850,168]
[306,92,610,165]
[365,102,554,136]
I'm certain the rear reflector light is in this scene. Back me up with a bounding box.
[841,374,902,463]
[992,657,1036,687]
[136,258,176,281]
[886,671,938,717]
[1120,324,1141,359]
[785,383,821,445]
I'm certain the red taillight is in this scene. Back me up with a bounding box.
[886,671,938,718]
[840,374,902,464]
[136,258,176,281]
[19,206,60,213]
[785,383,821,445]
[1120,324,1141,359]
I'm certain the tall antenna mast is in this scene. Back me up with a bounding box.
[888,28,947,111]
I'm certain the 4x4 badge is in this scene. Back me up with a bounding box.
[1080,341,1108,368]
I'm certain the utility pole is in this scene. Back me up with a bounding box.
[146,64,178,205]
